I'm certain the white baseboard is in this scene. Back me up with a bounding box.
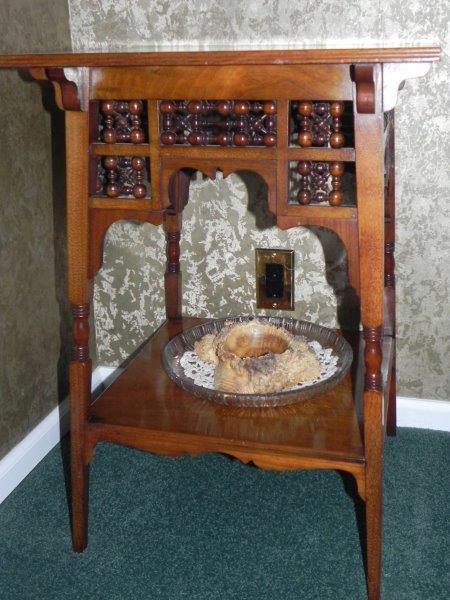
[397,396,450,432]
[0,377,448,505]
[0,366,117,505]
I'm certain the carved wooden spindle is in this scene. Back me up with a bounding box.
[167,231,180,274]
[384,242,395,287]
[311,162,329,203]
[187,99,203,145]
[128,100,145,144]
[131,156,147,199]
[263,100,277,146]
[114,101,129,142]
[217,100,233,146]
[313,102,328,146]
[297,161,311,204]
[101,101,116,143]
[233,100,250,146]
[159,100,177,145]
[363,326,382,391]
[297,101,313,147]
[104,156,119,197]
[330,101,345,148]
[164,213,182,319]
[72,304,90,362]
[328,161,344,206]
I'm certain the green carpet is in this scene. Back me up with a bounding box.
[0,428,448,599]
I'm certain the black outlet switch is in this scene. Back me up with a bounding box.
[265,262,284,298]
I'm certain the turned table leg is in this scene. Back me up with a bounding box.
[385,111,397,437]
[65,110,91,551]
[354,88,385,599]
[70,305,91,551]
[363,328,384,600]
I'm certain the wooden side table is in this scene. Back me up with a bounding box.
[0,47,441,599]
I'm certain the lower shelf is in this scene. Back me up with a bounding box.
[89,318,367,470]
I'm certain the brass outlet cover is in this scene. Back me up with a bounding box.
[255,248,294,310]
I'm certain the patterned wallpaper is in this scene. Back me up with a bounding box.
[0,0,72,459]
[69,0,449,400]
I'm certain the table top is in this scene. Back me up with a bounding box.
[0,46,442,69]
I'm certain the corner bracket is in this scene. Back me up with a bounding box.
[28,66,88,111]
[353,64,376,114]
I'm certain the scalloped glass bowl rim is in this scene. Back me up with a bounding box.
[161,316,353,407]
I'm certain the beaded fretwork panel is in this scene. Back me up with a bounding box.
[95,156,149,198]
[290,101,355,147]
[159,100,277,147]
[99,100,147,144]
[289,161,356,207]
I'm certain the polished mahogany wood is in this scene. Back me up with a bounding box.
[0,47,440,600]
[89,318,366,493]
[354,105,385,599]
[65,111,91,552]
[164,212,182,319]
[384,112,397,436]
[0,47,441,69]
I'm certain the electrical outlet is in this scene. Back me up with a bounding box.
[255,248,294,310]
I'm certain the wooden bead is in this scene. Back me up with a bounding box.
[187,100,203,114]
[187,131,203,145]
[233,132,250,146]
[128,100,143,114]
[103,156,118,170]
[217,131,232,146]
[133,183,147,198]
[297,130,312,147]
[234,100,250,115]
[314,103,327,116]
[328,190,343,206]
[263,101,277,115]
[103,129,117,144]
[105,182,120,197]
[160,100,176,114]
[216,101,232,115]
[131,156,145,170]
[297,190,311,204]
[263,133,277,146]
[160,131,176,145]
[330,131,345,148]
[130,129,145,144]
[330,101,344,117]
[298,101,313,116]
[297,161,311,176]
[329,161,344,176]
[100,100,115,116]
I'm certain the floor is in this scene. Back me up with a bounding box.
[0,428,448,599]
